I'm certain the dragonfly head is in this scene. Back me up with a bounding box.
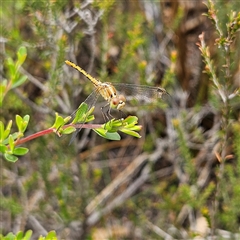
[110,94,126,110]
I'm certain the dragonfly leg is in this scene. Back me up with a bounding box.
[101,102,111,122]
[106,107,115,119]
[118,110,127,119]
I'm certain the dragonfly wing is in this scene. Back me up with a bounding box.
[112,83,168,104]
[69,88,101,144]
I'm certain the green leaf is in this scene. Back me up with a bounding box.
[0,121,4,141]
[4,153,18,162]
[56,115,65,128]
[17,115,30,133]
[64,116,72,124]
[4,232,16,240]
[94,128,121,140]
[16,231,23,240]
[52,113,76,136]
[8,134,14,152]
[52,113,62,129]
[103,119,125,132]
[85,112,95,123]
[6,230,33,240]
[0,144,7,153]
[21,115,30,132]
[72,102,88,124]
[9,132,18,141]
[16,115,23,132]
[45,231,57,240]
[120,128,141,138]
[6,57,16,77]
[105,131,121,140]
[12,75,28,88]
[23,230,32,240]
[23,115,30,122]
[92,116,142,139]
[17,46,27,66]
[61,126,76,135]
[104,118,114,130]
[4,120,13,139]
[0,79,7,106]
[93,128,106,137]
[2,132,18,145]
[127,123,142,131]
[124,116,138,125]
[13,147,29,156]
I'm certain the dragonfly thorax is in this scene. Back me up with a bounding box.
[98,83,126,110]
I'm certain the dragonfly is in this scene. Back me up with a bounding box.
[65,60,168,140]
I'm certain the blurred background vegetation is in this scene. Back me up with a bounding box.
[1,0,240,239]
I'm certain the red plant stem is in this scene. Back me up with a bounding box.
[14,123,103,147]
[14,128,55,146]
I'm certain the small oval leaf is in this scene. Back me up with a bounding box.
[55,115,65,129]
[6,120,13,131]
[6,57,16,76]
[124,116,138,125]
[23,230,32,240]
[4,153,18,162]
[45,230,57,239]
[62,126,76,135]
[8,134,15,152]
[13,147,29,156]
[94,128,121,140]
[23,115,30,122]
[105,132,121,140]
[16,115,23,132]
[72,103,88,123]
[17,46,27,65]
[16,231,24,240]
[120,129,141,138]
[21,115,30,132]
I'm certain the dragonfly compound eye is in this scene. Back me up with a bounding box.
[110,95,126,110]
[117,95,126,110]
[111,97,120,108]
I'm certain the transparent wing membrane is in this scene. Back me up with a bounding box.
[112,83,168,103]
[68,89,101,144]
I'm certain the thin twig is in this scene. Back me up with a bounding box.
[146,220,174,240]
